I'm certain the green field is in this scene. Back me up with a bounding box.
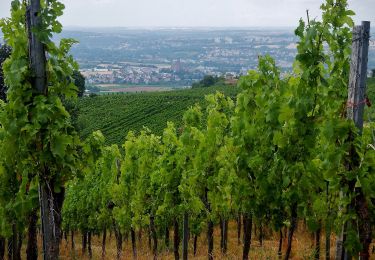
[88,84,179,94]
[78,79,375,145]
[367,77,375,100]
[77,85,240,145]
[94,84,183,93]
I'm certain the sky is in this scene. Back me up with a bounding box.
[0,0,374,28]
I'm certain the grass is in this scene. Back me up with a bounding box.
[17,219,375,259]
[96,84,181,89]
[367,78,375,102]
[52,221,340,260]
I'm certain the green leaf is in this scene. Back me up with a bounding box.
[52,135,72,159]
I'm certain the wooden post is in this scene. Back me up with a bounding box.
[173,220,180,260]
[347,21,370,133]
[130,228,137,259]
[182,212,189,260]
[336,21,371,260]
[150,215,158,259]
[242,213,252,260]
[26,0,62,259]
[352,21,372,260]
[26,209,38,260]
[0,237,4,260]
[26,0,47,95]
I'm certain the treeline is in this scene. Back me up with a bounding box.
[192,75,226,88]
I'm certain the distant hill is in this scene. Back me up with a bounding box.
[77,85,239,145]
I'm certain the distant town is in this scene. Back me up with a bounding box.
[56,28,305,91]
[3,28,375,92]
[80,59,205,87]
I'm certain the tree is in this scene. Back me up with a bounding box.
[73,70,85,97]
[0,44,11,101]
[61,70,85,130]
[192,75,224,88]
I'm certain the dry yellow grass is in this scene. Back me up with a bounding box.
[21,221,375,259]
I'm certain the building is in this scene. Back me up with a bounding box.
[171,58,183,73]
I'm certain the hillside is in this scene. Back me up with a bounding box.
[77,85,240,145]
[368,77,375,100]
[76,78,375,146]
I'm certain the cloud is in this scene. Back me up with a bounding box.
[0,0,374,27]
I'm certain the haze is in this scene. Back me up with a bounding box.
[0,0,374,28]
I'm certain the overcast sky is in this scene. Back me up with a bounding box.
[0,0,374,28]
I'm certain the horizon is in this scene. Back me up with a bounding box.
[59,26,298,32]
[0,0,374,28]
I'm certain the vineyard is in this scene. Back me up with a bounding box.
[76,86,239,145]
[0,0,375,260]
[78,81,375,147]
